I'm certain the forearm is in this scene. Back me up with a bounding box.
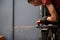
[45,4,59,22]
[46,4,58,17]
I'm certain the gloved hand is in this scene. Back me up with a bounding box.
[36,16,58,25]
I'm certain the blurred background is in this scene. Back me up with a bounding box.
[0,0,42,40]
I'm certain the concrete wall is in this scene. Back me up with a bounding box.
[0,0,13,40]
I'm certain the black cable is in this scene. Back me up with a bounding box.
[42,5,45,17]
[12,0,14,40]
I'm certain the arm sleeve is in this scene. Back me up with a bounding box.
[41,0,52,5]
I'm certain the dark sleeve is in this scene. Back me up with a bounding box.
[41,0,52,5]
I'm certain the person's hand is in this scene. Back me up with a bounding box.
[47,16,58,22]
[36,19,42,24]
